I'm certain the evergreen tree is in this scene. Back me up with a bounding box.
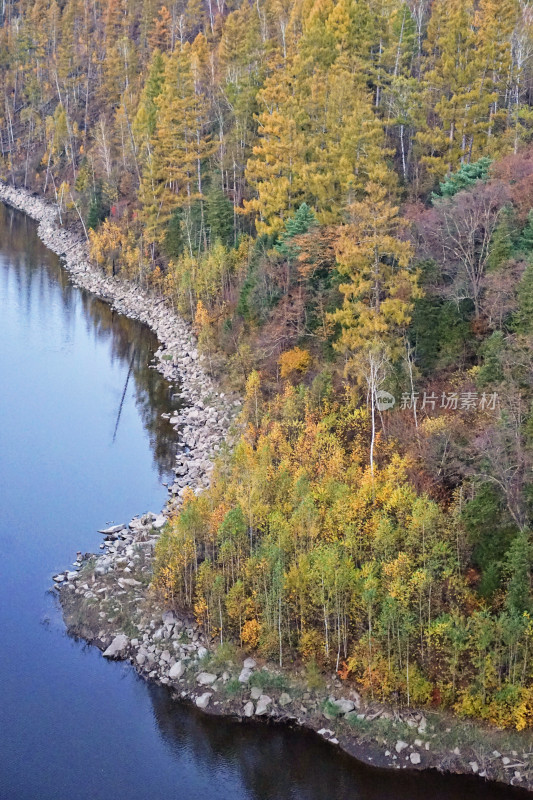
[433,157,493,201]
[206,186,234,247]
[487,206,516,271]
[505,530,533,615]
[519,210,533,254]
[514,259,533,333]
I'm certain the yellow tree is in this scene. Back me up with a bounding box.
[330,168,419,474]
[417,0,479,180]
[244,54,306,235]
[139,39,214,253]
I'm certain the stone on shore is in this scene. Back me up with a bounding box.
[329,698,355,715]
[103,634,129,659]
[195,692,212,709]
[255,695,272,716]
[238,667,253,683]
[98,524,125,535]
[169,660,185,680]
[196,672,217,686]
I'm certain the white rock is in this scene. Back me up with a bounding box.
[279,693,292,707]
[255,695,272,716]
[250,686,262,700]
[244,701,254,717]
[238,668,253,683]
[243,657,257,669]
[98,524,125,535]
[103,634,129,659]
[195,692,212,709]
[169,660,185,680]
[410,752,421,765]
[470,762,479,774]
[330,698,355,715]
[196,672,217,686]
[396,741,409,754]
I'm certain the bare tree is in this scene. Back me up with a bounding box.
[417,182,510,317]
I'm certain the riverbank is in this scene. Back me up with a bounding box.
[0,183,530,795]
[56,518,533,795]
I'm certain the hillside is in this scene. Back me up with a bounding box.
[2,0,533,730]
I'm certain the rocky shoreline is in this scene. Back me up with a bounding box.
[1,182,531,795]
[0,180,241,508]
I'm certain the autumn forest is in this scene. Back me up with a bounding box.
[3,0,533,729]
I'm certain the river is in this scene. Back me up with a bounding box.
[0,203,528,800]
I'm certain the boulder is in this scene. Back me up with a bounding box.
[250,686,262,701]
[238,668,253,684]
[243,657,257,669]
[255,695,272,716]
[103,634,129,659]
[196,672,217,686]
[98,524,125,535]
[395,741,408,754]
[279,693,292,708]
[244,701,254,718]
[410,752,421,765]
[195,693,212,710]
[162,610,177,626]
[330,698,355,715]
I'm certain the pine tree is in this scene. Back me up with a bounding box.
[244,54,306,234]
[139,41,214,250]
[331,173,417,359]
[505,530,532,615]
[275,202,317,259]
[519,210,533,253]
[206,186,234,247]
[487,206,516,271]
[514,259,533,333]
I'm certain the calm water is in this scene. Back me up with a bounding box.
[0,204,528,800]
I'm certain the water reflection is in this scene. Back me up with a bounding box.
[150,686,531,800]
[0,203,181,479]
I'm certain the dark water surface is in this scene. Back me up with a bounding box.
[0,204,528,800]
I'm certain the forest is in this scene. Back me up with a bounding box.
[3,0,533,728]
